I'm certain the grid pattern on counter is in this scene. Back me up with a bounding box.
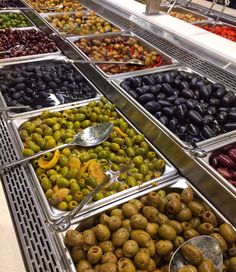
[79,0,236,91]
[0,117,63,272]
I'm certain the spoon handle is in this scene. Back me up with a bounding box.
[167,0,178,14]
[51,176,110,232]
[0,143,73,171]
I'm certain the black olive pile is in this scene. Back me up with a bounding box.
[0,63,97,111]
[120,70,236,144]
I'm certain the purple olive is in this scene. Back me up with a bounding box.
[138,93,155,105]
[144,101,161,113]
[189,110,203,125]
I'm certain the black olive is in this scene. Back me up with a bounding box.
[181,88,194,99]
[210,98,220,107]
[162,107,174,117]
[159,115,169,126]
[186,100,195,110]
[224,123,236,131]
[143,75,155,85]
[188,123,199,136]
[199,85,210,99]
[176,104,187,120]
[229,107,236,112]
[177,124,187,136]
[201,125,215,139]
[217,111,227,123]
[222,91,235,106]
[144,101,161,113]
[195,103,206,115]
[202,115,214,125]
[189,76,200,88]
[129,90,139,99]
[158,100,172,107]
[168,118,178,131]
[120,82,131,92]
[149,85,161,94]
[136,86,149,95]
[48,82,58,89]
[219,107,229,112]
[162,83,174,95]
[215,87,226,98]
[194,80,205,89]
[207,106,217,116]
[138,93,155,105]
[174,97,186,105]
[173,78,181,88]
[163,73,173,84]
[153,74,164,84]
[14,77,25,84]
[44,75,52,83]
[156,93,166,100]
[178,71,189,80]
[130,77,142,88]
[212,124,223,134]
[154,111,162,118]
[212,83,225,91]
[11,92,22,99]
[189,110,203,125]
[180,81,189,89]
[15,83,26,90]
[167,95,178,103]
[227,112,236,122]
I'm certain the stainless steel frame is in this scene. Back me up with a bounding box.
[112,65,236,150]
[0,56,101,118]
[67,32,179,79]
[55,176,235,272]
[10,99,176,222]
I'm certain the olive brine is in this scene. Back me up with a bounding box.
[120,69,236,144]
[64,187,236,272]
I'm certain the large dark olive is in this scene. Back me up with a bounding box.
[169,118,178,131]
[177,124,188,136]
[215,87,227,98]
[194,80,205,89]
[181,89,194,99]
[15,83,26,90]
[153,74,164,84]
[210,98,220,107]
[136,86,150,95]
[194,103,206,115]
[201,125,215,139]
[130,77,142,88]
[189,110,203,125]
[188,123,199,136]
[224,123,236,131]
[199,85,210,99]
[162,83,174,95]
[212,83,225,91]
[203,115,214,125]
[149,85,161,94]
[178,71,189,80]
[143,75,155,85]
[162,107,175,117]
[227,112,236,122]
[222,91,235,106]
[158,100,172,107]
[129,90,139,99]
[174,98,186,105]
[207,106,217,116]
[159,116,169,126]
[167,95,178,103]
[212,124,223,134]
[138,93,155,105]
[186,100,195,110]
[120,82,131,92]
[173,78,182,88]
[163,72,173,84]
[144,101,161,113]
[190,76,200,87]
[180,81,189,89]
[176,104,187,120]
[156,93,166,100]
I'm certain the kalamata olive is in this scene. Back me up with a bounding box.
[227,112,236,122]
[201,125,215,139]
[194,80,205,89]
[181,89,194,99]
[144,101,161,113]
[162,107,175,117]
[120,82,131,92]
[169,118,178,131]
[189,76,200,87]
[209,156,218,167]
[207,106,217,116]
[158,100,172,107]
[154,111,162,118]
[129,90,139,99]
[159,115,169,126]
[222,91,235,106]
[149,85,161,94]
[174,98,186,105]
[217,154,235,168]
[199,85,210,99]
[217,168,232,179]
[162,83,174,95]
[173,78,181,88]
[189,110,203,125]
[224,123,236,131]
[156,93,166,100]
[188,123,199,136]
[215,87,227,98]
[130,77,142,88]
[195,103,206,115]
[178,71,189,80]
[167,95,178,103]
[138,93,155,105]
[163,72,173,84]
[210,98,220,107]
[228,149,236,162]
[143,75,155,85]
[176,104,187,120]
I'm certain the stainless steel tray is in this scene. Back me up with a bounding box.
[160,4,212,24]
[195,136,236,196]
[0,26,61,64]
[66,32,179,79]
[112,65,236,150]
[0,56,101,118]
[10,99,177,222]
[0,9,35,28]
[55,176,234,272]
[40,10,123,38]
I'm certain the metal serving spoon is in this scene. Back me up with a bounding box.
[0,122,114,171]
[0,44,26,55]
[51,164,130,232]
[169,235,223,272]
[55,57,145,66]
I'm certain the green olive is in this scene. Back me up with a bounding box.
[130,214,148,230]
[122,240,139,258]
[146,191,160,208]
[219,223,236,243]
[197,223,214,235]
[158,223,177,241]
[184,229,199,240]
[229,257,236,272]
[181,243,203,266]
[173,236,185,249]
[210,233,228,252]
[178,265,197,272]
[83,230,96,249]
[112,228,130,247]
[71,247,86,263]
[142,206,159,222]
[188,201,205,217]
[94,224,110,241]
[98,263,117,272]
[145,222,159,238]
[107,216,122,231]
[76,259,92,272]
[181,187,194,204]
[176,208,192,222]
[101,252,117,264]
[166,198,182,214]
[155,240,173,255]
[122,203,137,218]
[64,230,84,247]
[130,230,151,247]
[87,246,103,264]
[98,241,114,253]
[134,251,150,269]
[198,259,216,272]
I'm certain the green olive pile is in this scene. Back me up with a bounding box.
[0,13,31,28]
[19,97,165,211]
[64,187,236,272]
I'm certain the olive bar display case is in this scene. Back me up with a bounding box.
[0,0,236,271]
